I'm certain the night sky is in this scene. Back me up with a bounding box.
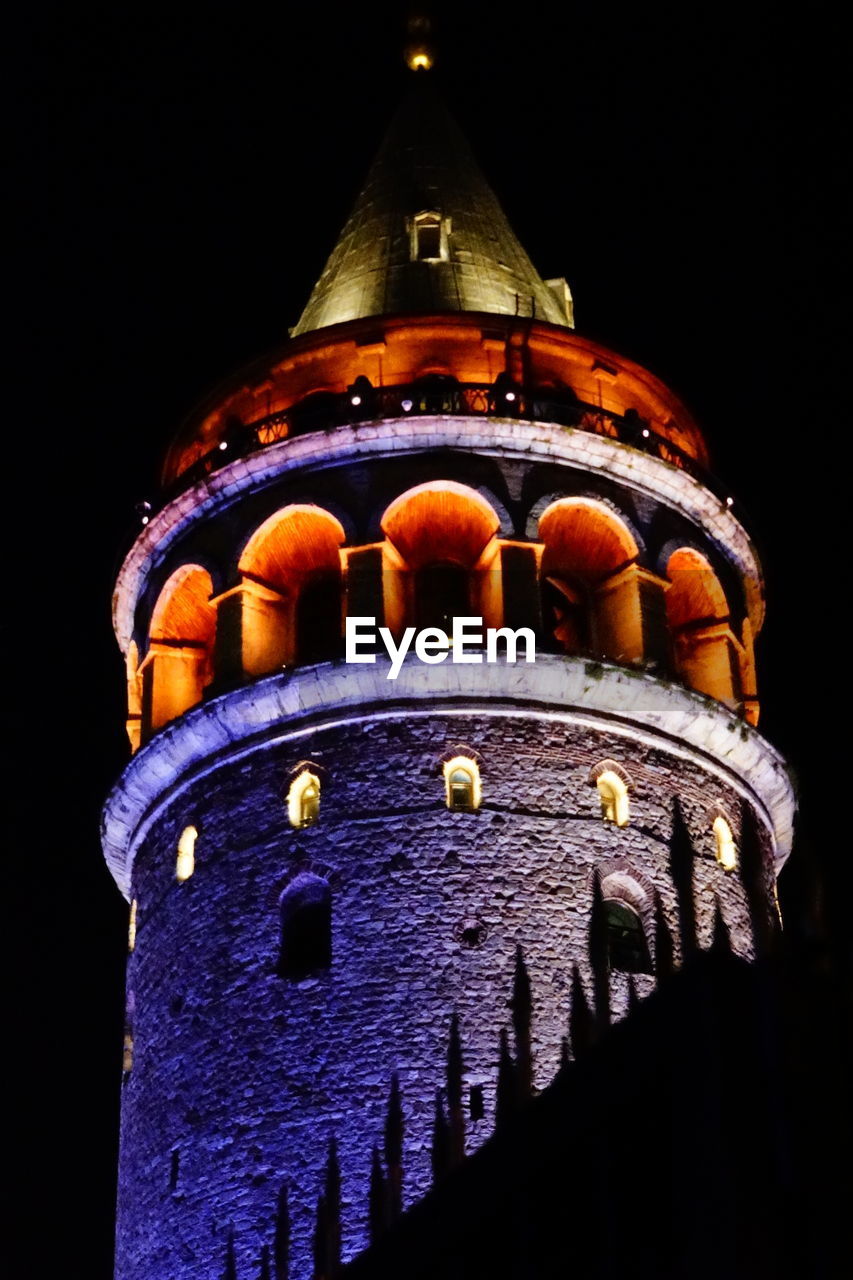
[11,5,844,1274]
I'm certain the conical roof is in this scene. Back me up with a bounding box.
[293,83,571,336]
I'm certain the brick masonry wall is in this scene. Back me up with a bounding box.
[116,710,766,1280]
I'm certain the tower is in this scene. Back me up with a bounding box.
[103,74,795,1279]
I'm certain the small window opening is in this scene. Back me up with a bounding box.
[128,899,137,952]
[713,816,738,871]
[413,213,443,261]
[469,1084,485,1121]
[122,1029,133,1075]
[278,873,332,979]
[459,919,487,948]
[176,826,197,882]
[597,771,629,827]
[444,756,481,811]
[169,1149,180,1193]
[288,771,321,829]
[604,900,652,973]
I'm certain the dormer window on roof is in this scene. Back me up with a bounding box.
[411,211,447,262]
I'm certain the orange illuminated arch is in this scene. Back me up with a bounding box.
[665,548,729,630]
[238,505,345,669]
[665,548,741,703]
[150,565,216,645]
[126,641,142,752]
[143,566,216,734]
[538,499,639,658]
[380,482,502,633]
[538,498,638,583]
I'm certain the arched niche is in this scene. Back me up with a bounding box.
[233,505,346,676]
[141,566,215,736]
[277,873,332,979]
[380,481,502,634]
[538,498,662,664]
[665,548,743,705]
[125,641,142,753]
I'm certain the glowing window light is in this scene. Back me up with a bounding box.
[176,825,198,882]
[726,497,734,507]
[504,390,516,402]
[401,399,413,411]
[443,755,481,811]
[128,899,137,952]
[350,394,362,406]
[597,770,629,827]
[713,816,738,871]
[219,440,228,451]
[642,428,650,438]
[288,771,321,829]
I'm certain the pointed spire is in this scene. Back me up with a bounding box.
[588,871,611,1032]
[293,83,572,336]
[383,1073,403,1221]
[739,799,775,958]
[669,797,698,961]
[224,1231,238,1280]
[368,1146,388,1245]
[446,1012,466,1167]
[495,1025,516,1130]
[273,1185,289,1280]
[654,892,675,982]
[511,944,534,1102]
[430,1088,449,1185]
[569,964,595,1058]
[711,896,732,956]
[312,1196,328,1280]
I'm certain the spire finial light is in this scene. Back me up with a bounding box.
[404,13,435,71]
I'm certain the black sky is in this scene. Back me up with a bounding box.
[10,4,845,1274]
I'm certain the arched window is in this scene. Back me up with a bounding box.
[412,211,445,261]
[444,756,481,811]
[176,825,197,882]
[128,899,137,952]
[597,771,629,827]
[604,900,652,973]
[277,873,332,979]
[537,497,639,660]
[713,815,738,871]
[288,771,321,828]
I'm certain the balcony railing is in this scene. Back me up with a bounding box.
[154,382,737,517]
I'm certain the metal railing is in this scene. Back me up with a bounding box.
[155,381,736,516]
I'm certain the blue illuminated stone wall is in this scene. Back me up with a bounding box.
[116,709,765,1279]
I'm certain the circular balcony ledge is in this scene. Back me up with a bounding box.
[102,653,794,899]
[113,416,764,651]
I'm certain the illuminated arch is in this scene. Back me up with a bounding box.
[238,505,345,671]
[287,769,322,829]
[712,815,738,871]
[596,771,630,827]
[537,498,641,660]
[380,482,502,633]
[176,825,197,882]
[125,641,142,753]
[666,548,741,704]
[443,755,481,811]
[143,566,215,734]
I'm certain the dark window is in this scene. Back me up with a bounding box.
[278,874,332,979]
[605,900,652,973]
[542,575,591,655]
[296,569,342,663]
[415,217,442,260]
[415,561,469,631]
[170,1149,180,1193]
[469,1084,485,1121]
